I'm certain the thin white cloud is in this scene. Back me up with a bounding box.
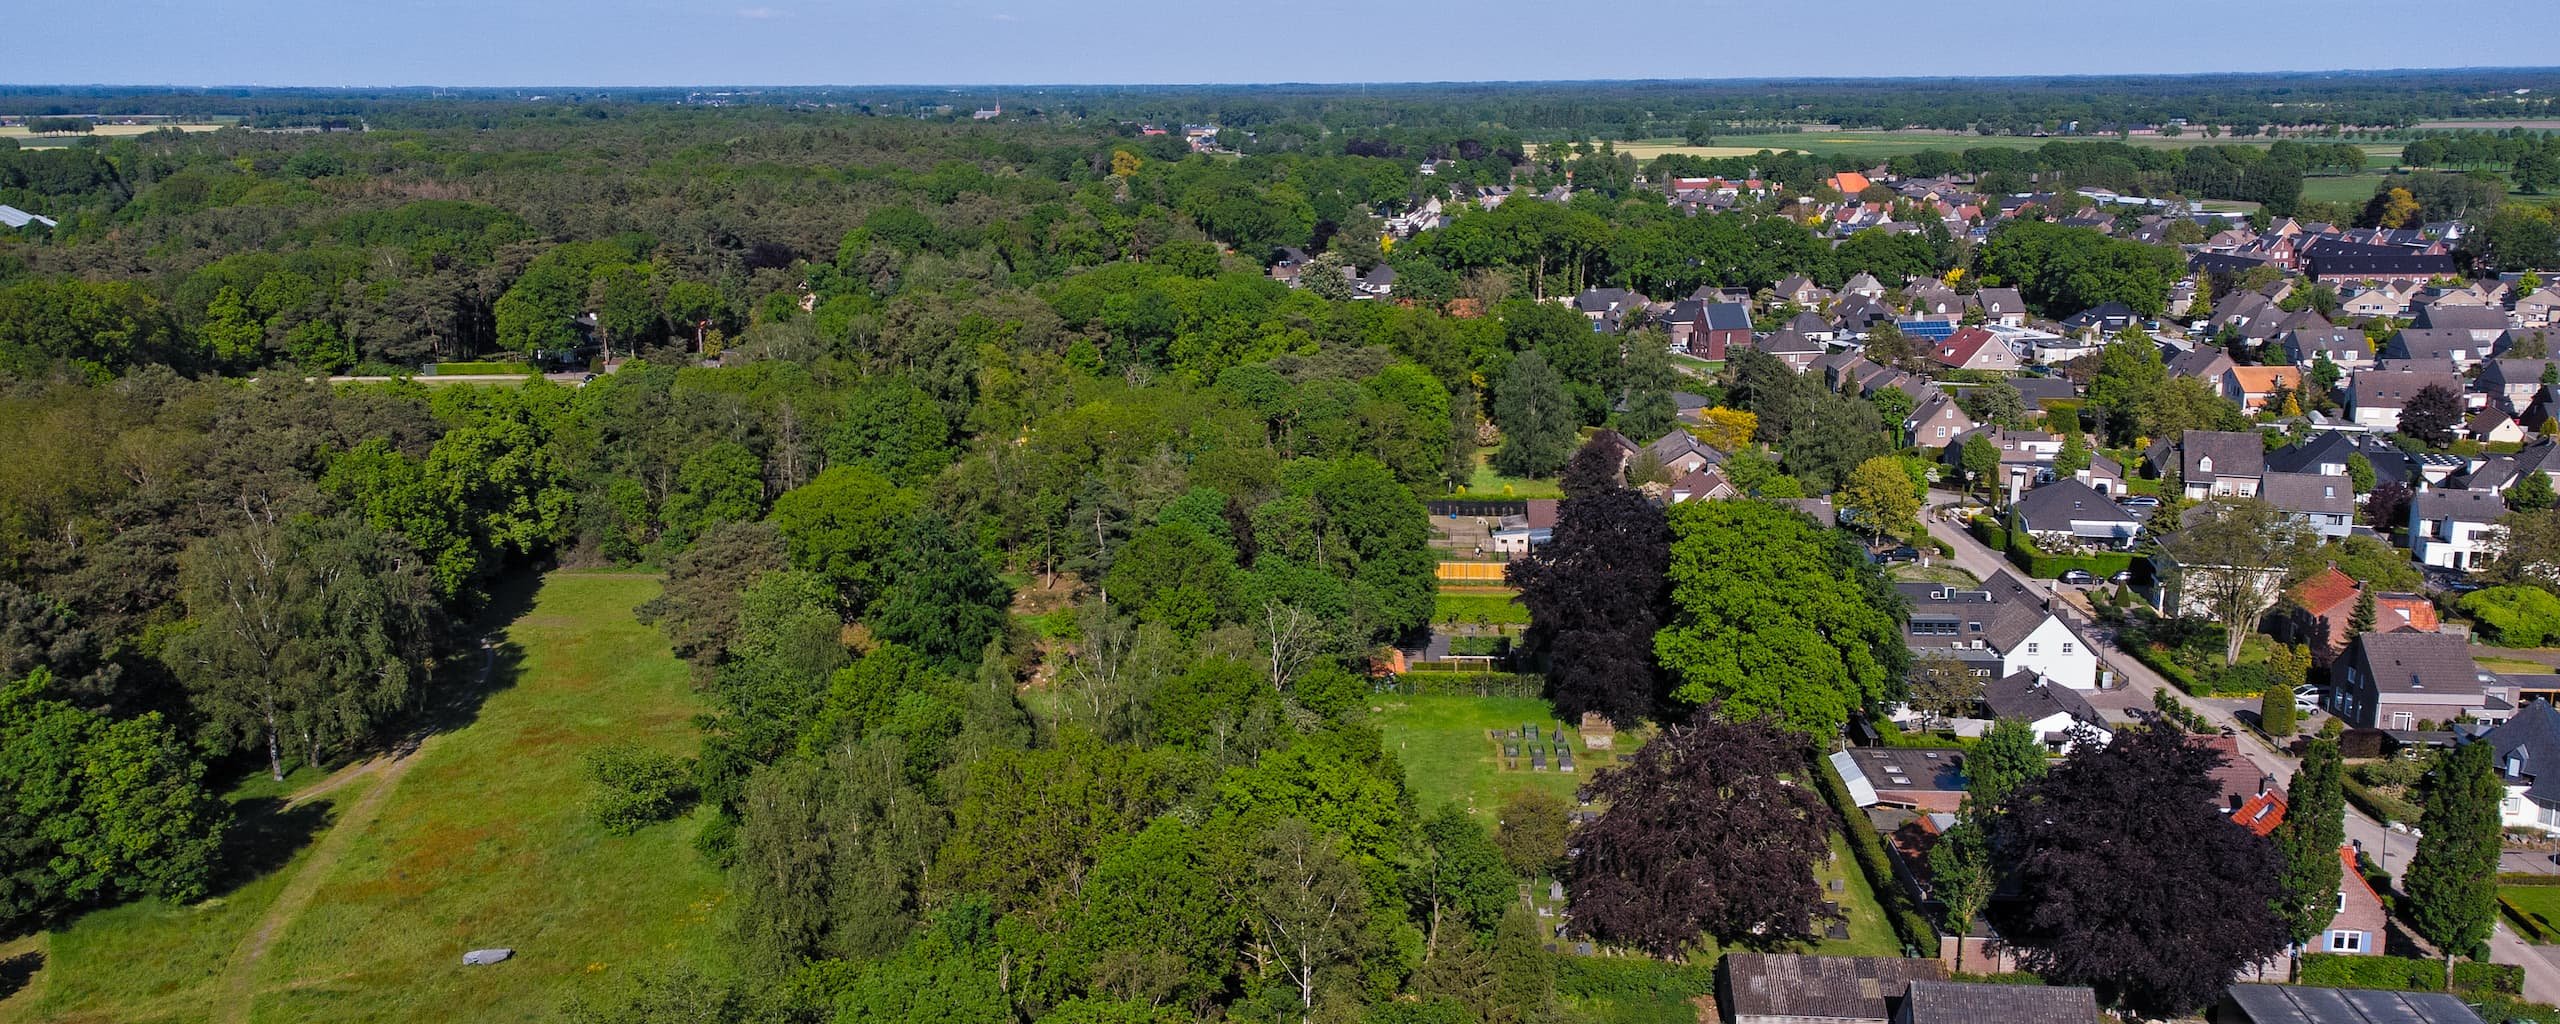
[737,6,783,18]
[990,12,1016,20]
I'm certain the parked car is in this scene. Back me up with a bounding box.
[1878,545,1920,564]
[2109,569,2135,583]
[2117,495,2161,509]
[2295,696,2320,714]
[2059,569,2099,585]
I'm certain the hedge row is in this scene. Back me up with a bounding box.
[2342,776,2422,827]
[1812,751,1939,955]
[2299,954,2523,995]
[2124,641,2206,696]
[2504,897,2560,943]
[2500,873,2560,887]
[428,361,540,375]
[1969,517,2138,580]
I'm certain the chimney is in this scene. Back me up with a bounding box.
[2009,468,2026,506]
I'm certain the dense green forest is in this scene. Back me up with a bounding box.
[8,69,2559,136]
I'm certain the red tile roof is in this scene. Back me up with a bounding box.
[2291,565,2361,618]
[2233,790,2287,837]
[1830,171,1872,194]
[1928,326,2004,368]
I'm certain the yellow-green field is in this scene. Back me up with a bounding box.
[1599,133,2405,164]
[1,123,226,148]
[3,571,727,1024]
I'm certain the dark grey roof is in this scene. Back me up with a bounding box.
[1974,287,2026,315]
[2008,376,2077,404]
[2306,248,2460,280]
[2266,433,2412,486]
[2463,441,2560,492]
[2387,327,2487,362]
[2183,430,2265,484]
[1899,571,2067,654]
[2260,471,2355,517]
[1759,328,1824,355]
[1721,954,1948,1022]
[2488,700,2560,803]
[2411,488,2505,527]
[2353,630,2490,697]
[2221,983,2484,1024]
[2167,346,2236,380]
[1788,310,1832,334]
[2419,304,2512,332]
[1704,301,1753,331]
[2012,479,2138,534]
[1901,981,2097,1024]
[1984,670,2107,731]
[2352,369,2466,408]
[2480,358,2554,390]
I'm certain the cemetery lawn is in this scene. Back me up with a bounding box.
[1372,694,1601,818]
[11,571,728,1024]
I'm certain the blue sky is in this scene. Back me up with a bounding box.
[15,0,2560,86]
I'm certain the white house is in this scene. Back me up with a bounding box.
[2491,701,2560,834]
[1897,572,2105,691]
[2410,488,2507,571]
[1983,670,2115,752]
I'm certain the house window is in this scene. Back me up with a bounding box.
[2327,931,2365,953]
[2393,712,2416,730]
[2062,643,2075,654]
[2199,456,2214,473]
[2027,643,2039,654]
[2337,890,2348,914]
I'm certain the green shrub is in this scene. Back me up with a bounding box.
[584,741,696,834]
[1552,957,1717,999]
[2341,776,2422,826]
[2300,954,2445,991]
[2461,586,2560,646]
[2353,757,2427,788]
[1445,636,1510,657]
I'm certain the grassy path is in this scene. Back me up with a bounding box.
[209,641,492,1024]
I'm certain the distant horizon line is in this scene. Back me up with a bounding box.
[7,65,2560,93]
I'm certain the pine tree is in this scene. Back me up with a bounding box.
[2272,739,2346,957]
[2349,589,2377,637]
[2404,741,2504,961]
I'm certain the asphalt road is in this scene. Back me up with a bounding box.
[1921,491,2560,998]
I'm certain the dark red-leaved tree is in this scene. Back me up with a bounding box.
[1509,439,1672,725]
[2000,723,2289,1017]
[1566,712,1833,957]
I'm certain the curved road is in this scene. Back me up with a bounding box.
[1922,491,2560,1004]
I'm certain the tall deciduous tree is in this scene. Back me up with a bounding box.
[2404,740,2504,961]
[1509,440,1672,725]
[1839,454,1921,537]
[1654,501,1906,737]
[1567,714,1836,957]
[2158,497,2318,665]
[166,515,443,780]
[0,669,226,932]
[1966,718,2048,813]
[1491,351,1577,478]
[768,465,922,614]
[2272,738,2347,956]
[1927,817,1994,971]
[2003,724,2289,1016]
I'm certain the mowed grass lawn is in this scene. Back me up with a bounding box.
[2505,886,2560,943]
[20,571,728,1024]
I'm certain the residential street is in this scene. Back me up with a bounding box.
[1923,492,2560,998]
